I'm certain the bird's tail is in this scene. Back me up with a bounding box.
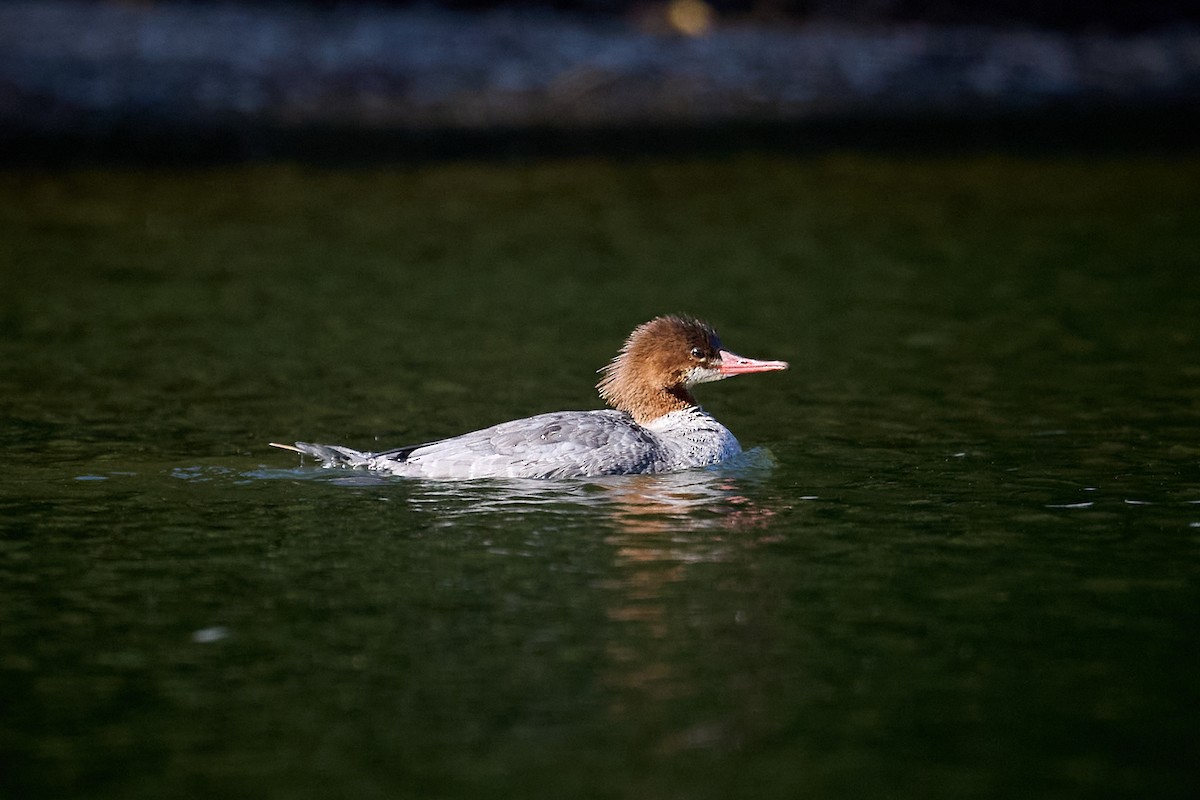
[269,441,374,468]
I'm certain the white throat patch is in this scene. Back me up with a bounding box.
[684,365,724,385]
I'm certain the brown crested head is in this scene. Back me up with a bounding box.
[596,315,727,424]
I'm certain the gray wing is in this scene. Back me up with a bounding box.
[374,410,667,479]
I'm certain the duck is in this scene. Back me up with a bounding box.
[271,314,787,479]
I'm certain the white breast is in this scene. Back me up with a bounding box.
[643,408,742,471]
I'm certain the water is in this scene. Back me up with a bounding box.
[1,154,1198,799]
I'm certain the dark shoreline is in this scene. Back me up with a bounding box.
[4,107,1199,167]
[4,1,1199,165]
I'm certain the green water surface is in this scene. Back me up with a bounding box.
[1,152,1198,799]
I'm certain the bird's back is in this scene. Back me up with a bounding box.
[371,409,669,479]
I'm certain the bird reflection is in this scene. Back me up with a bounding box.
[396,447,779,535]
[592,467,777,743]
[601,468,778,537]
[389,453,784,754]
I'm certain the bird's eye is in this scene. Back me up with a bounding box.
[689,347,705,360]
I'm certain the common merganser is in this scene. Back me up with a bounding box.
[271,315,787,480]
